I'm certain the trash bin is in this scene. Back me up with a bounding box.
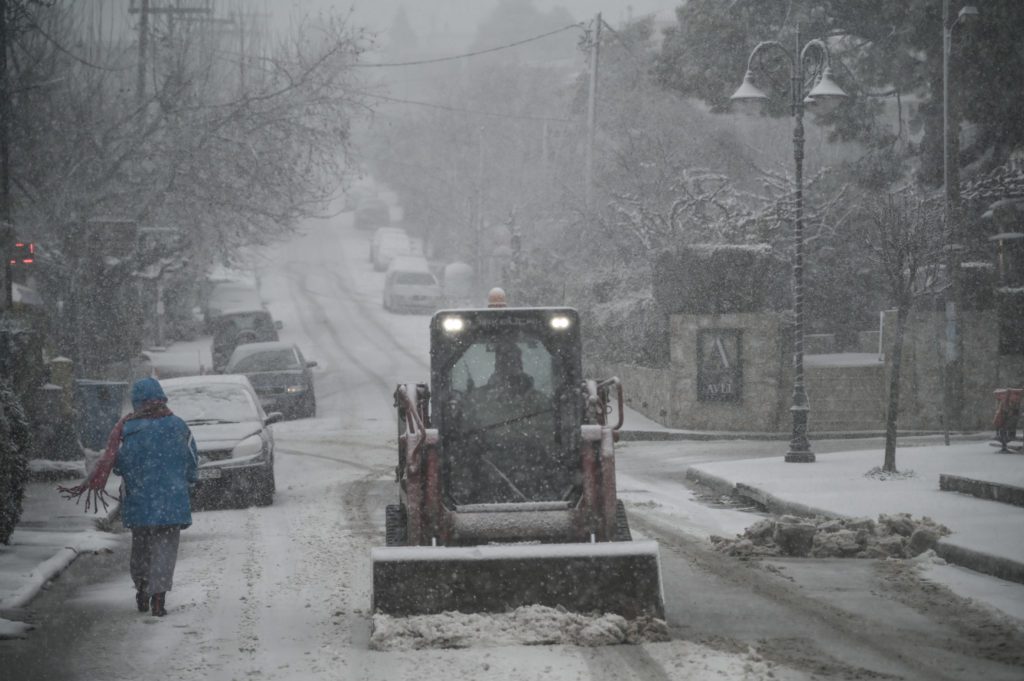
[74,379,128,451]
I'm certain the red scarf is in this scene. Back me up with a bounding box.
[59,400,174,513]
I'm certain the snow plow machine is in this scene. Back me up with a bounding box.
[372,293,665,619]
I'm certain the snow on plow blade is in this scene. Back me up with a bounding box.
[371,541,665,619]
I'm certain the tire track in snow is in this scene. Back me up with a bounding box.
[285,268,394,433]
[328,269,429,372]
[287,267,392,390]
[626,511,967,681]
[278,446,391,473]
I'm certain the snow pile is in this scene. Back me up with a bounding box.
[863,466,916,481]
[27,459,85,481]
[710,513,951,559]
[369,605,669,650]
[0,617,33,639]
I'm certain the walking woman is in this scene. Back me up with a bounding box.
[62,377,197,616]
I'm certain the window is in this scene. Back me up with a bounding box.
[165,384,259,424]
[395,272,436,286]
[449,338,554,397]
[229,349,299,373]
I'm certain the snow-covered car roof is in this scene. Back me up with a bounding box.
[227,341,295,361]
[161,374,255,390]
[387,255,430,273]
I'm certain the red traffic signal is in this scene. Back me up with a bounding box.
[10,241,35,265]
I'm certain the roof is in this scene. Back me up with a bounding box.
[387,255,431,273]
[160,374,254,390]
[228,341,295,361]
[214,306,271,318]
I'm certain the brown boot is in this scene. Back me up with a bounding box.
[136,590,149,613]
[150,592,167,617]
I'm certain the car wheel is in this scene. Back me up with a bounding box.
[253,465,275,507]
[303,392,317,418]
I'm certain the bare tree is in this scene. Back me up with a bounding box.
[861,188,943,472]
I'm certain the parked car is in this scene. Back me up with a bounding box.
[161,375,282,507]
[353,198,391,231]
[225,342,317,419]
[442,261,476,306]
[210,308,282,373]
[369,226,408,263]
[204,281,262,330]
[373,230,412,271]
[383,256,442,313]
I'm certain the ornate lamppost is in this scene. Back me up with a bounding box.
[730,28,847,463]
[941,1,977,436]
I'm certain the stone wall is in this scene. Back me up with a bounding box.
[886,309,1024,431]
[605,312,791,432]
[601,308,1024,434]
[804,361,885,432]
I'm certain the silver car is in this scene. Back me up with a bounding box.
[161,375,283,508]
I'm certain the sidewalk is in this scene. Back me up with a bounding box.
[0,475,120,637]
[686,442,1024,584]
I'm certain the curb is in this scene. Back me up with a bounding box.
[620,429,984,443]
[684,466,1024,586]
[0,499,121,612]
[939,474,1024,508]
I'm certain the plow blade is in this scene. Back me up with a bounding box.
[372,540,665,619]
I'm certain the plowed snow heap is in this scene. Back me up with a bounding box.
[372,291,665,619]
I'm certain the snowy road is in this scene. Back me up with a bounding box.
[3,214,1022,681]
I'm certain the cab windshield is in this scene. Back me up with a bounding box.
[444,332,572,505]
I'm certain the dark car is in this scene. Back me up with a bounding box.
[161,375,282,508]
[210,308,282,373]
[224,342,317,419]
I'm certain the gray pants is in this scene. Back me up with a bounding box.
[130,526,180,595]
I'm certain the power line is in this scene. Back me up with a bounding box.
[361,91,572,123]
[353,23,584,68]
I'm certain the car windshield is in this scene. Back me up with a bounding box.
[164,384,259,424]
[395,272,435,286]
[228,349,299,373]
[213,313,275,342]
[381,234,408,246]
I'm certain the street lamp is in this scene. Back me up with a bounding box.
[730,28,847,463]
[941,1,977,434]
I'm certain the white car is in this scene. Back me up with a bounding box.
[383,256,442,313]
[371,228,411,271]
[161,375,282,508]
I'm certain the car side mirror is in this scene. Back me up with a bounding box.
[306,360,318,368]
[264,411,285,426]
[274,320,284,330]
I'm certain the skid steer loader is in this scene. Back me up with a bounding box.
[371,293,665,619]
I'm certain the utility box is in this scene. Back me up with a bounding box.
[73,379,127,451]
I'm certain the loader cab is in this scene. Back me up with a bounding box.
[430,308,583,506]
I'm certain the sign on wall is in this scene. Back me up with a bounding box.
[697,329,743,402]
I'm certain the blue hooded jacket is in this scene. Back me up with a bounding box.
[113,378,198,529]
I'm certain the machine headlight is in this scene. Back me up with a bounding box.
[232,434,264,458]
[442,316,465,333]
[286,385,305,393]
[550,315,571,330]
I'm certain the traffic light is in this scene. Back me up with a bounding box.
[9,241,34,265]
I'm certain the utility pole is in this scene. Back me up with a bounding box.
[475,125,485,288]
[136,0,149,106]
[130,0,216,106]
[585,13,601,211]
[941,1,977,434]
[0,0,11,312]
